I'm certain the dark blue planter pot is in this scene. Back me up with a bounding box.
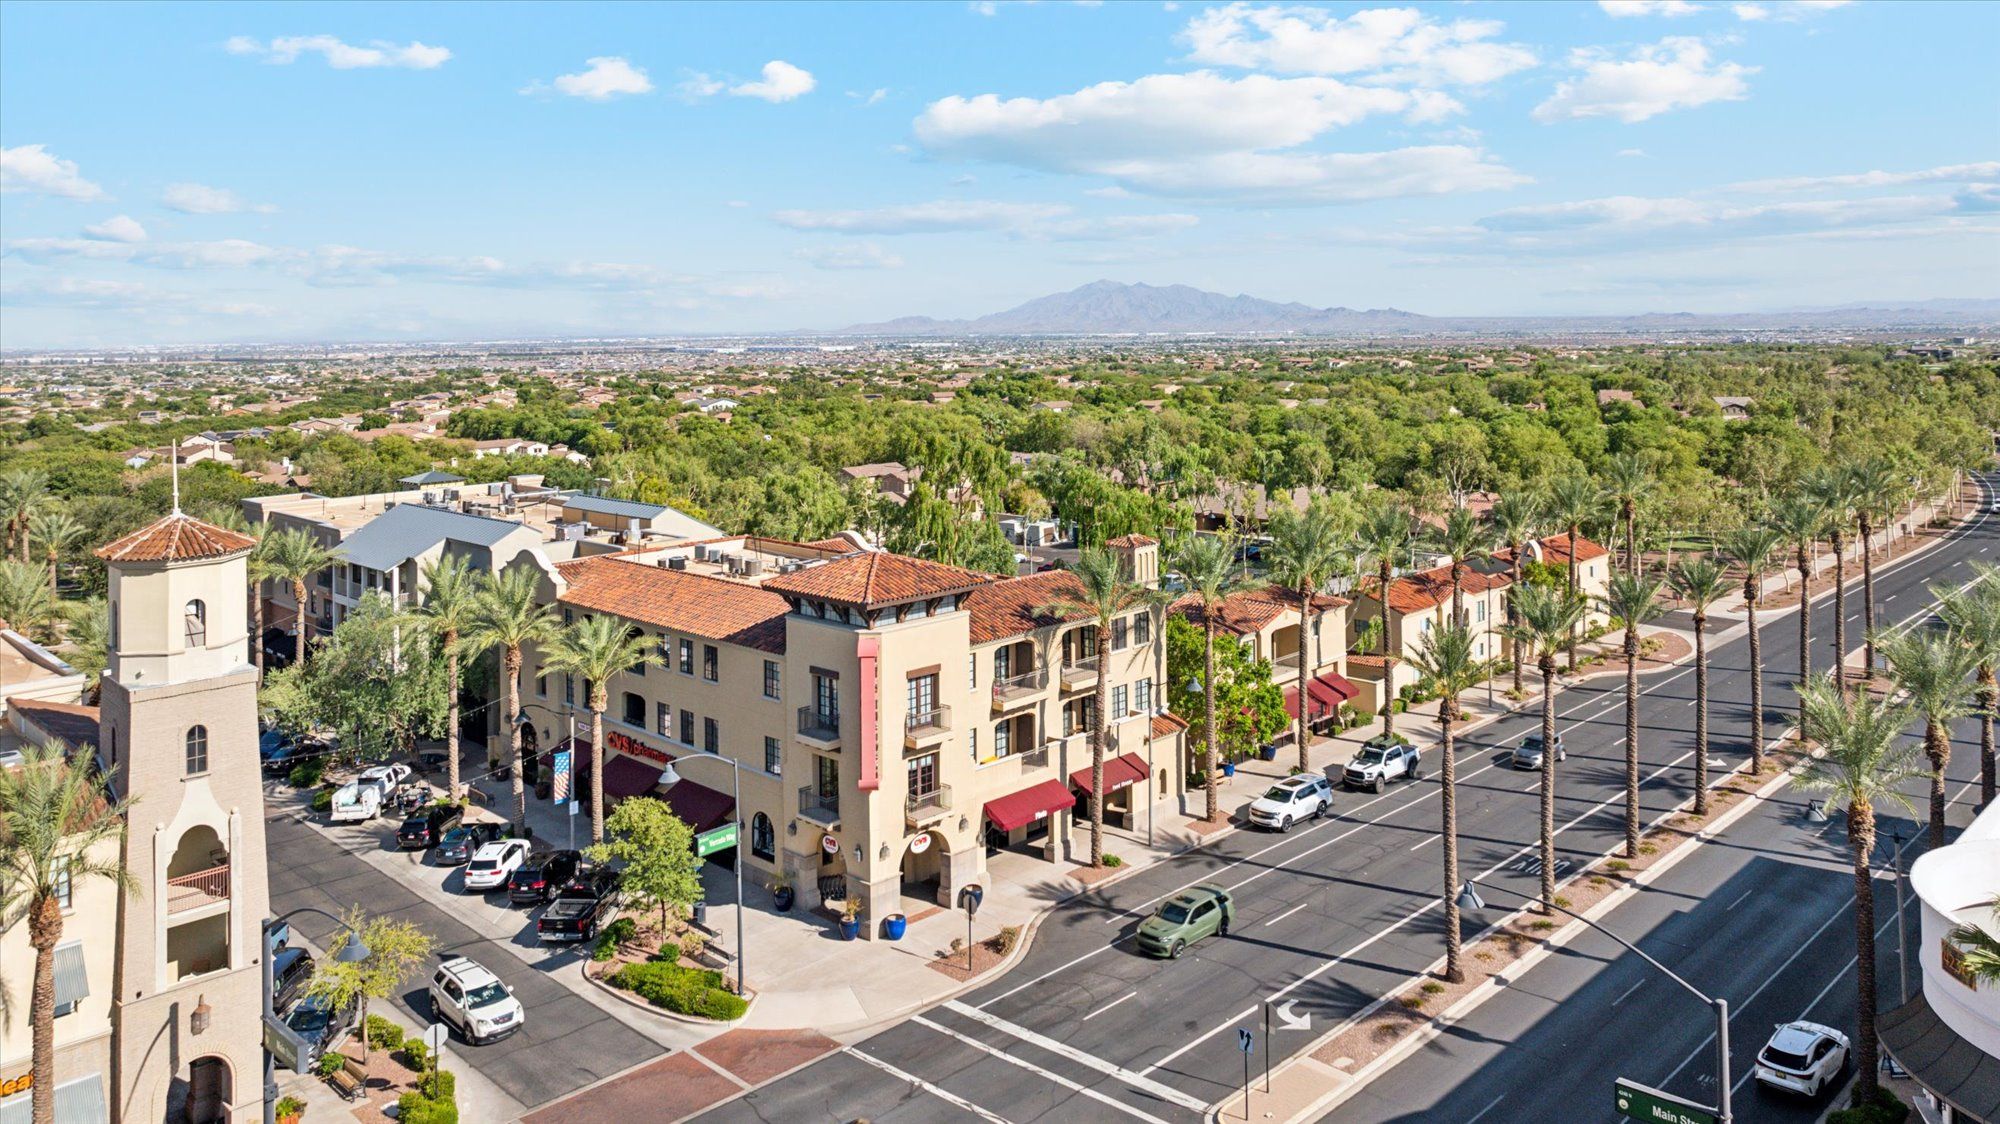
[839,916,862,941]
[1258,745,1278,761]
[1221,761,1237,778]
[882,914,908,941]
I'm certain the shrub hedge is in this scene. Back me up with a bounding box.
[608,960,747,1021]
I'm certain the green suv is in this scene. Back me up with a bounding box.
[1136,884,1235,959]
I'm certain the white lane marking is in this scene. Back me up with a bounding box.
[942,1000,1211,1112]
[1466,1095,1506,1124]
[1082,992,1138,1022]
[1265,901,1311,927]
[844,1045,1013,1124]
[909,1015,1170,1124]
[1522,779,1541,792]
[1725,890,1752,912]
[1612,979,1646,1007]
[1408,833,1441,852]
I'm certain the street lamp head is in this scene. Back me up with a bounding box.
[514,709,531,728]
[332,931,371,963]
[1454,881,1486,912]
[656,761,681,787]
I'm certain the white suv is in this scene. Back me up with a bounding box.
[1753,1021,1849,1097]
[1248,775,1332,832]
[463,839,531,891]
[429,957,524,1045]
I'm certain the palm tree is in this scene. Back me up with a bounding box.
[1430,507,1497,627]
[1948,897,2000,987]
[0,468,50,564]
[0,558,55,640]
[1500,583,1590,913]
[1807,467,1861,697]
[543,613,657,844]
[1670,557,1732,816]
[1792,674,1924,1105]
[1602,451,1653,576]
[1602,572,1668,857]
[262,526,345,669]
[1355,504,1413,737]
[1722,525,1785,773]
[1264,505,1344,773]
[1171,534,1243,824]
[1490,490,1543,698]
[1037,547,1151,868]
[419,555,485,806]
[1880,628,1979,848]
[467,566,558,834]
[60,599,109,704]
[1770,491,1829,735]
[29,509,86,606]
[1849,457,1903,676]
[1937,564,2000,807]
[1405,622,1481,983]
[1548,475,1608,672]
[0,742,137,1124]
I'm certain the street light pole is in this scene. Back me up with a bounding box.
[660,756,746,996]
[262,908,370,1124]
[1890,828,1910,1005]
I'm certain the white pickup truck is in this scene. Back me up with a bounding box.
[1341,734,1422,793]
[328,782,382,823]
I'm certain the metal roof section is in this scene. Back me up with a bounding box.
[335,502,532,572]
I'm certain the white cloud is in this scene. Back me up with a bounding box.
[795,242,906,270]
[1730,162,2000,193]
[1533,37,1754,123]
[535,56,653,100]
[1597,1,1704,17]
[849,88,890,106]
[1617,148,1649,157]
[0,144,107,201]
[1471,192,1989,255]
[1733,0,1853,20]
[677,71,726,100]
[1181,3,1537,87]
[1085,185,1132,199]
[225,35,450,69]
[161,182,277,214]
[915,71,1521,204]
[732,60,816,103]
[83,215,148,242]
[771,199,1198,241]
[0,276,274,318]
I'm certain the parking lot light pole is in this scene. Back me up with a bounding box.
[659,756,745,996]
[262,908,370,1124]
[1458,880,1732,1124]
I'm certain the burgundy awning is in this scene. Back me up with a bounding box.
[660,777,735,836]
[603,753,665,799]
[984,779,1076,832]
[1285,672,1360,720]
[1069,751,1149,796]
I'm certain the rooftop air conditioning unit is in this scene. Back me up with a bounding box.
[668,556,689,571]
[693,544,712,561]
[743,558,765,576]
[725,554,744,575]
[780,561,803,574]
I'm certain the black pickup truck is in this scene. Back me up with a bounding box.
[535,867,620,943]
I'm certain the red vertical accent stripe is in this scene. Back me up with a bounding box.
[857,634,880,791]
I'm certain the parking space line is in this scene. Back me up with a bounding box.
[942,1000,1209,1112]
[1265,901,1311,927]
[910,1015,1173,1124]
[1083,992,1138,1021]
[844,1045,1013,1124]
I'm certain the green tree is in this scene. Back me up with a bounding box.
[586,797,704,933]
[1722,525,1785,772]
[1948,897,2000,987]
[1602,451,1653,576]
[1547,475,1608,672]
[0,742,137,1124]
[59,599,109,702]
[1490,490,1544,697]
[1806,466,1862,698]
[1669,557,1731,815]
[418,556,483,805]
[289,594,453,764]
[1263,504,1346,773]
[1849,457,1904,674]
[1354,504,1413,737]
[0,558,55,640]
[543,614,658,844]
[1168,535,1243,823]
[1769,491,1829,735]
[262,526,345,669]
[301,907,437,1063]
[1879,628,1979,848]
[0,468,51,565]
[1404,622,1480,983]
[29,508,86,606]
[1936,563,2000,807]
[1601,572,1668,857]
[1500,583,1589,913]
[467,567,557,833]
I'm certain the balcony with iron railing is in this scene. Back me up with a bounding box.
[905,783,952,826]
[796,706,841,748]
[904,705,952,749]
[797,783,841,826]
[166,862,230,915]
[991,669,1047,710]
[1059,656,1100,692]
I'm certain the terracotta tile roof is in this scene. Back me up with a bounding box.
[555,556,791,654]
[1104,534,1158,548]
[94,512,257,564]
[1356,563,1512,615]
[8,698,101,751]
[962,570,1092,645]
[1494,533,1611,568]
[1171,584,1348,637]
[761,551,993,609]
[1150,712,1189,738]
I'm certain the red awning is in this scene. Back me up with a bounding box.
[1069,751,1149,796]
[660,776,735,836]
[984,779,1076,832]
[603,753,665,799]
[1284,672,1361,720]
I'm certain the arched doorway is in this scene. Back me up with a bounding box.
[899,830,950,907]
[183,1054,231,1124]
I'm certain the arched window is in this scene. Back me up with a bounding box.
[750,812,775,861]
[184,599,207,647]
[185,725,209,775]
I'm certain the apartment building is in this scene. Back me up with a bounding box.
[511,534,1179,934]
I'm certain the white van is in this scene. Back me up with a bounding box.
[329,782,381,823]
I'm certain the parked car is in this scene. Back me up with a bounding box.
[1343,735,1421,792]
[356,763,412,801]
[429,957,524,1045]
[1509,731,1567,770]
[259,730,303,774]
[1248,774,1332,832]
[270,945,316,1014]
[1753,1021,1850,1097]
[1136,884,1234,959]
[328,782,381,823]
[463,839,532,892]
[509,849,584,906]
[282,992,358,1073]
[536,867,620,942]
[397,805,463,851]
[434,822,505,866]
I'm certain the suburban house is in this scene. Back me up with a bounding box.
[1170,583,1361,745]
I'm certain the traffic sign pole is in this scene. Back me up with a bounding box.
[1237,1028,1254,1120]
[1262,1001,1271,1092]
[1715,998,1731,1124]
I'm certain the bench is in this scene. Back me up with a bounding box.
[325,1053,367,1101]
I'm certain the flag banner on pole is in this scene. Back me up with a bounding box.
[552,749,572,804]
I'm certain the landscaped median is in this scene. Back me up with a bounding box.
[583,915,752,1023]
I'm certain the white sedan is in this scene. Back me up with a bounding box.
[462,839,531,892]
[1753,1021,1849,1097]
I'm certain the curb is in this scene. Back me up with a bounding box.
[578,954,761,1028]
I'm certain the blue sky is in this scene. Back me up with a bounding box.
[2,0,1995,347]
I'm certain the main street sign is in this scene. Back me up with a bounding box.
[1614,1078,1718,1124]
[695,822,739,857]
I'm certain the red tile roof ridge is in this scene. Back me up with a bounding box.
[94,512,258,564]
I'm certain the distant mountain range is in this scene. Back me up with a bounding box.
[835,281,2000,338]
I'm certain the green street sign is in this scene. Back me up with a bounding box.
[1614,1079,1718,1124]
[695,822,739,857]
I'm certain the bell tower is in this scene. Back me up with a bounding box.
[95,511,271,1124]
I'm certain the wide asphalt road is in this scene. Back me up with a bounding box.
[700,484,1995,1124]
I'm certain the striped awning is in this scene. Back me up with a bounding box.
[1,1074,105,1124]
[53,941,89,1008]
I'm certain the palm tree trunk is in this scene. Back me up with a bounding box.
[1693,611,1711,816]
[1565,529,1580,673]
[1926,720,1949,849]
[506,647,527,833]
[1090,622,1109,868]
[293,576,311,669]
[1439,705,1463,983]
[1745,579,1764,772]
[1380,560,1396,738]
[29,897,60,1124]
[1982,667,1998,808]
[1624,628,1641,858]
[1509,554,1524,697]
[1830,528,1848,698]
[1539,655,1558,913]
[251,577,266,679]
[1296,582,1311,774]
[1797,545,1812,738]
[1850,806,1881,1102]
[445,636,462,803]
[46,545,58,605]
[1204,621,1219,823]
[1859,513,1878,676]
[1623,504,1637,577]
[591,702,607,846]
